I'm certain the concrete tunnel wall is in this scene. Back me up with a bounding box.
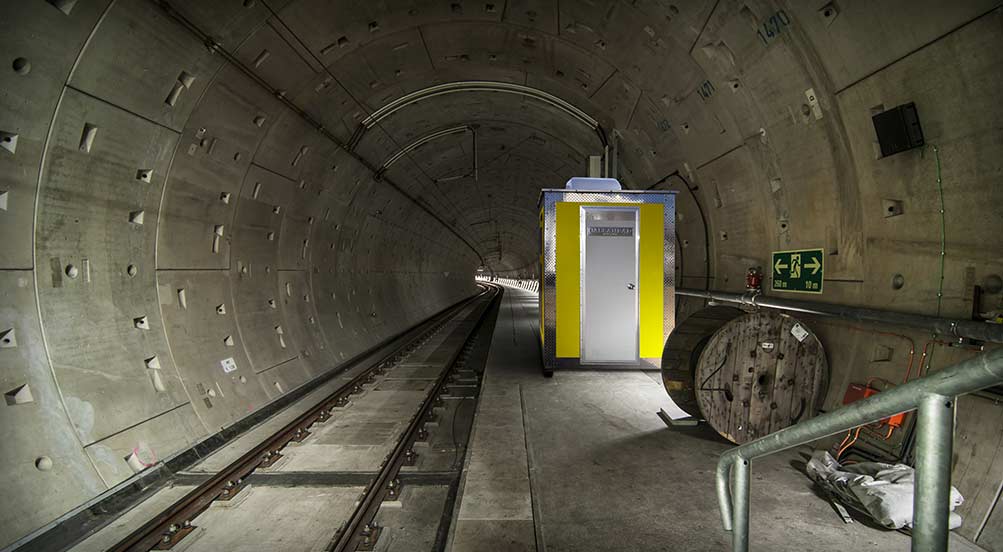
[1,0,1002,548]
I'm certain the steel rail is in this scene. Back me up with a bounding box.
[328,283,501,551]
[109,285,496,552]
[716,346,1003,551]
[677,288,1003,343]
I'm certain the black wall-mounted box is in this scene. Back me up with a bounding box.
[872,102,925,157]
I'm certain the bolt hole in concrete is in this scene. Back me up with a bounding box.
[126,264,138,277]
[891,273,905,289]
[65,264,78,278]
[12,57,30,74]
[35,456,52,471]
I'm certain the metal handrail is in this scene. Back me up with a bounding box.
[716,346,1003,551]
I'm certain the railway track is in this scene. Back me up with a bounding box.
[92,284,501,552]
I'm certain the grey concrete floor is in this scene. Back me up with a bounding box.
[179,485,364,552]
[64,287,984,552]
[373,485,453,552]
[447,284,965,552]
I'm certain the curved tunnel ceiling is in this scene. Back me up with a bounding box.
[2,1,1002,548]
[192,0,723,274]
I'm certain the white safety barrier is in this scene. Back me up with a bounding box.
[475,276,539,294]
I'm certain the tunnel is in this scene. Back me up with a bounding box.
[2,1,1003,551]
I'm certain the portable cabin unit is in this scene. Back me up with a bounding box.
[538,178,676,376]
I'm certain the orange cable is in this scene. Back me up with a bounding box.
[836,427,862,460]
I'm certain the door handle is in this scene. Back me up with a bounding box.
[627,283,636,290]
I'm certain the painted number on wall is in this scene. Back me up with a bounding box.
[757,10,791,45]
[696,80,715,101]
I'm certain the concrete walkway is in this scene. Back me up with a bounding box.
[447,285,931,551]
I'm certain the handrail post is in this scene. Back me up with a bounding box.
[732,456,750,552]
[716,456,734,531]
[912,393,955,551]
[711,348,1003,549]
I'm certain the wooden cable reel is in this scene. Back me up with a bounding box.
[663,309,829,444]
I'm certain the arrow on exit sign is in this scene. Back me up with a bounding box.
[772,248,824,294]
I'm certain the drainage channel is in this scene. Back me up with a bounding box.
[64,284,500,552]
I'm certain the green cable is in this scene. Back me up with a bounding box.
[932,145,946,317]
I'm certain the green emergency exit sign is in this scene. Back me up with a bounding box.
[772,248,824,294]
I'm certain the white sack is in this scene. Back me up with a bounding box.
[805,450,964,530]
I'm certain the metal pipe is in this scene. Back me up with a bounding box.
[677,288,1003,344]
[610,130,620,181]
[603,144,610,178]
[359,81,600,132]
[912,393,954,551]
[716,459,733,531]
[379,126,470,172]
[472,126,478,182]
[731,458,750,552]
[716,347,1003,542]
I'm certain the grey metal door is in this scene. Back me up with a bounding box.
[581,206,639,364]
